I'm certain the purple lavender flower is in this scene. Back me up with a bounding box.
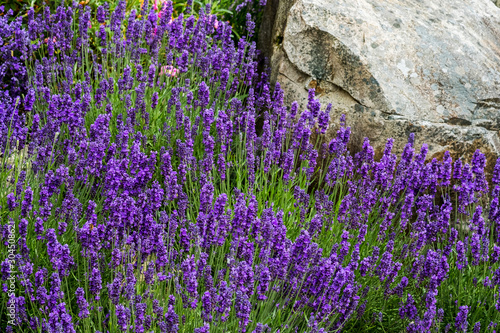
[235,290,251,330]
[393,276,408,298]
[456,241,468,270]
[75,287,90,318]
[24,89,35,111]
[20,186,33,217]
[216,280,232,322]
[108,273,123,305]
[18,218,28,238]
[162,305,179,333]
[493,157,500,184]
[202,291,213,322]
[252,323,270,333]
[194,323,210,333]
[257,265,271,300]
[96,4,108,23]
[7,193,17,211]
[34,217,44,236]
[116,304,131,331]
[470,233,481,266]
[245,13,256,37]
[455,306,469,332]
[317,103,331,134]
[151,92,159,109]
[492,245,500,263]
[399,294,418,320]
[200,181,214,214]
[181,255,198,308]
[89,267,102,296]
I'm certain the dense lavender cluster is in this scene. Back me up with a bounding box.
[0,6,27,100]
[1,1,500,332]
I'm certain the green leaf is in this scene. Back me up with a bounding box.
[213,8,233,14]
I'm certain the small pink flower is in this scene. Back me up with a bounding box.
[160,65,179,77]
[157,0,169,16]
[44,37,57,44]
[200,15,219,30]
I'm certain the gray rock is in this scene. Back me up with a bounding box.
[259,0,500,169]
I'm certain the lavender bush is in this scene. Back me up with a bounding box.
[0,6,27,100]
[1,1,499,332]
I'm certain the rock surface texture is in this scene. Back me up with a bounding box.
[259,0,500,168]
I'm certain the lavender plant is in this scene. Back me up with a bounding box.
[0,6,28,99]
[1,1,499,332]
